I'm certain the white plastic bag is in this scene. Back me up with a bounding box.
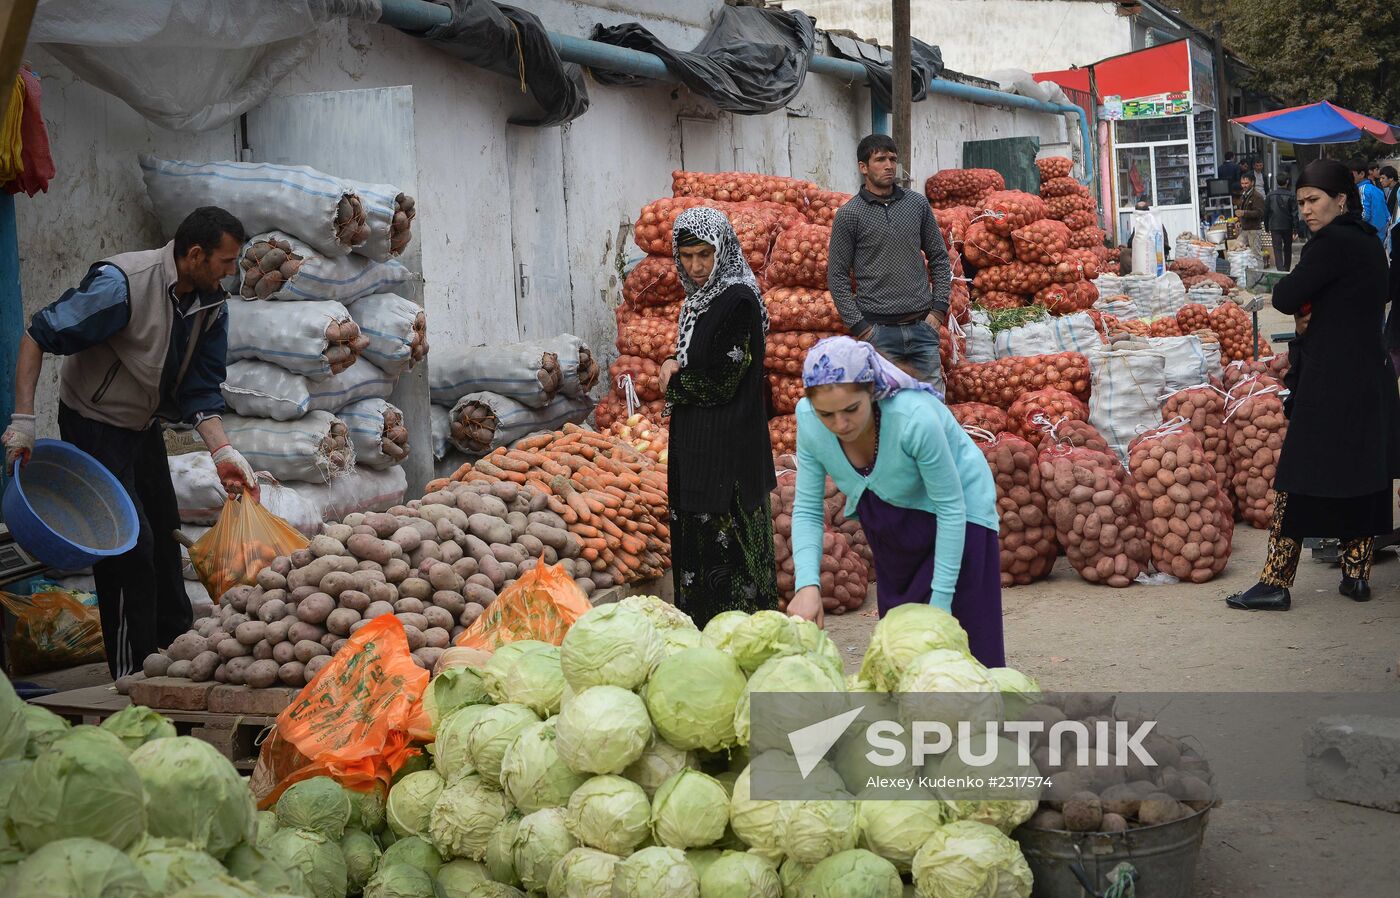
[1145,335,1221,393]
[1130,208,1165,278]
[529,334,598,399]
[962,309,995,364]
[339,398,409,469]
[1087,347,1168,465]
[167,451,322,533]
[222,358,396,420]
[347,293,427,376]
[447,392,593,455]
[222,410,354,484]
[236,232,415,304]
[226,298,357,381]
[289,465,408,521]
[993,311,1100,359]
[141,155,366,257]
[429,342,565,409]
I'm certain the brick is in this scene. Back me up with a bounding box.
[207,685,296,716]
[128,676,217,712]
[1304,715,1400,814]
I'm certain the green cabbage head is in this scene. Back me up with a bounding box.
[465,703,540,787]
[547,846,620,898]
[724,610,804,672]
[697,850,781,898]
[773,798,859,865]
[432,704,493,783]
[795,848,903,898]
[379,834,444,877]
[911,820,1033,898]
[128,836,228,895]
[427,773,511,862]
[364,863,436,898]
[347,782,387,833]
[560,604,663,691]
[275,775,352,841]
[623,735,695,798]
[734,653,846,746]
[618,595,697,631]
[554,685,652,775]
[9,726,147,852]
[483,812,522,886]
[0,671,27,761]
[896,649,1002,734]
[223,842,302,894]
[857,800,948,872]
[99,705,175,752]
[510,807,578,892]
[6,836,150,897]
[499,719,587,813]
[662,627,704,656]
[936,736,1039,835]
[728,758,845,863]
[699,611,748,650]
[0,757,33,864]
[643,647,747,751]
[611,845,699,898]
[433,859,490,898]
[131,736,254,858]
[858,604,971,690]
[386,769,446,839]
[565,774,650,855]
[264,827,349,898]
[424,666,490,733]
[340,828,382,892]
[650,769,730,849]
[483,643,565,717]
[22,704,71,758]
[987,668,1042,719]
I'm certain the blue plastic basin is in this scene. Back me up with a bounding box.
[3,439,139,571]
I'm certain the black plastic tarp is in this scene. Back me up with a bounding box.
[397,0,589,127]
[824,32,944,109]
[588,5,816,115]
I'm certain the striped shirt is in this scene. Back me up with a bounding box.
[827,186,952,335]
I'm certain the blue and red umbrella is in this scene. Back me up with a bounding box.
[1232,101,1397,145]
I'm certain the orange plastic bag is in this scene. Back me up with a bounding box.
[188,492,308,603]
[454,562,592,650]
[0,585,105,675]
[249,614,430,808]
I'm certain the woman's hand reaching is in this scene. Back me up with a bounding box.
[787,585,825,629]
[659,358,680,394]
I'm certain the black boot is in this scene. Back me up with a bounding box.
[1226,581,1292,611]
[1339,577,1372,602]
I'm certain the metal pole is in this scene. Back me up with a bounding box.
[0,193,21,497]
[891,0,912,186]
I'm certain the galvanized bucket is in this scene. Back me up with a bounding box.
[1014,808,1210,898]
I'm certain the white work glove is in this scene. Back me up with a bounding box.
[2,413,36,469]
[211,443,260,502]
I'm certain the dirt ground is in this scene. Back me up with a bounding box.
[825,527,1400,897]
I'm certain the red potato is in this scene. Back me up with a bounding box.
[1038,444,1152,587]
[1149,317,1184,338]
[765,331,840,377]
[925,168,1005,206]
[1007,388,1089,448]
[1127,424,1233,583]
[765,286,843,333]
[1038,418,1110,454]
[1182,272,1237,291]
[946,351,1092,409]
[1011,219,1072,265]
[1226,377,1289,529]
[767,223,833,290]
[1162,387,1232,509]
[1176,303,1212,334]
[1209,303,1261,363]
[1221,355,1290,390]
[968,430,1057,586]
[1036,156,1075,181]
[770,473,870,611]
[980,191,1049,236]
[1169,259,1211,278]
[623,255,685,307]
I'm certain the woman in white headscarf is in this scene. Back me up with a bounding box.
[659,206,777,627]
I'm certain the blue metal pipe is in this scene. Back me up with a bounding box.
[376,0,1092,184]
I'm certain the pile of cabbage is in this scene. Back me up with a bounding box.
[0,670,304,897]
[252,596,1035,898]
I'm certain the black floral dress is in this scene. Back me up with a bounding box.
[666,284,778,628]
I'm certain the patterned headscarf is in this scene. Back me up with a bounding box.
[671,206,768,369]
[801,335,940,400]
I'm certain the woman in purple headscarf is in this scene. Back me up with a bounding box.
[786,336,1004,666]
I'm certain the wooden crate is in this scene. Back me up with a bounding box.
[29,683,287,773]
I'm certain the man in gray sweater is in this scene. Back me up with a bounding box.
[828,134,952,394]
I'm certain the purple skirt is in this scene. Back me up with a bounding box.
[856,489,1005,667]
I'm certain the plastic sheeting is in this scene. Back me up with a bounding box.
[589,5,815,115]
[30,0,381,132]
[823,32,943,110]
[397,0,588,127]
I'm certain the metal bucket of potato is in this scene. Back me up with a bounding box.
[1014,807,1211,898]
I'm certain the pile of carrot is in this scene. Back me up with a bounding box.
[427,423,670,588]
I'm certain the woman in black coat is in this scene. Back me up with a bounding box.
[1228,160,1400,611]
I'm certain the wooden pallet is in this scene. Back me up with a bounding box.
[29,682,291,773]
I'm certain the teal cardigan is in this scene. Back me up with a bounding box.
[792,390,1000,610]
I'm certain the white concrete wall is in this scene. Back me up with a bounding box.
[796,0,1133,77]
[14,0,1068,439]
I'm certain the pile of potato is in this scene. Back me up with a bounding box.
[946,351,1092,409]
[1020,695,1216,834]
[143,480,588,688]
[239,236,305,300]
[374,404,411,464]
[1209,303,1257,362]
[1127,425,1233,583]
[1039,446,1151,587]
[970,430,1057,587]
[1226,376,1288,529]
[1040,418,1110,454]
[1162,386,1232,511]
[770,473,870,614]
[335,194,370,248]
[1007,388,1088,447]
[388,192,416,255]
[767,223,832,290]
[949,402,1009,434]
